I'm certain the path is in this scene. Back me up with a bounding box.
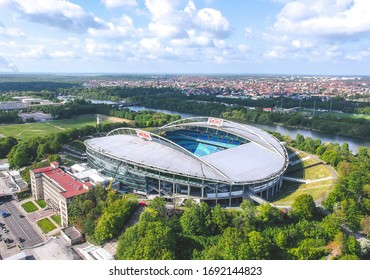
[16,123,39,136]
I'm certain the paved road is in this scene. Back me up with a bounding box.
[1,199,44,248]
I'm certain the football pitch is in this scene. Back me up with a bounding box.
[0,114,127,140]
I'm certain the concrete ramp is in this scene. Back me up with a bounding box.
[244,191,274,206]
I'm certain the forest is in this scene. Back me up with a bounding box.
[63,86,370,139]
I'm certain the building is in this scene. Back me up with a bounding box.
[85,117,289,206]
[30,162,93,227]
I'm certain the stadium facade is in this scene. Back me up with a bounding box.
[84,117,289,206]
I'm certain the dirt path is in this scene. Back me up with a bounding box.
[16,123,39,136]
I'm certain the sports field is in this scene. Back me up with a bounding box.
[0,114,130,140]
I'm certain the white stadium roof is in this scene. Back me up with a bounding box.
[85,117,288,184]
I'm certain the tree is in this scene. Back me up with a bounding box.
[115,210,175,260]
[343,236,361,256]
[93,197,137,244]
[0,136,18,158]
[212,204,229,233]
[321,213,342,240]
[291,194,316,220]
[247,231,270,259]
[289,238,327,260]
[180,202,213,236]
[148,197,166,218]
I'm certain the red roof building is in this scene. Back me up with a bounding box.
[30,163,93,227]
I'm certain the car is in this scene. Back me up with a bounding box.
[19,214,25,218]
[18,237,24,243]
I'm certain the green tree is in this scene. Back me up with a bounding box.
[321,213,342,240]
[116,210,175,260]
[289,238,327,260]
[180,202,213,236]
[211,204,229,233]
[148,197,166,218]
[247,231,270,259]
[291,194,316,220]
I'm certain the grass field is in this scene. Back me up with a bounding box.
[37,218,57,233]
[0,114,129,140]
[21,201,38,213]
[272,150,335,206]
[35,199,46,208]
[272,179,334,206]
[51,215,61,226]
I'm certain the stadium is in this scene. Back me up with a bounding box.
[84,117,289,206]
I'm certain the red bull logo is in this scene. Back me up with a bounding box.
[137,130,152,141]
[207,117,223,127]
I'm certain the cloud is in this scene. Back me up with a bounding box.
[0,22,25,37]
[0,0,107,33]
[88,15,135,38]
[50,50,76,59]
[195,8,231,37]
[0,55,18,72]
[273,0,370,39]
[101,0,137,9]
[19,46,48,59]
[144,0,231,41]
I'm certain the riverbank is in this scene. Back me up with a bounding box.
[126,105,370,153]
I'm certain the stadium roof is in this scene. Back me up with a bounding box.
[85,117,288,184]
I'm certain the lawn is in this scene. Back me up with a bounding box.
[289,164,332,180]
[51,215,61,226]
[272,179,334,206]
[0,114,124,140]
[35,199,46,208]
[273,149,335,206]
[37,218,57,233]
[21,201,38,213]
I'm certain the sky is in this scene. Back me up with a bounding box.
[0,0,369,75]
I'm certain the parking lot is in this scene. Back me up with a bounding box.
[1,197,44,249]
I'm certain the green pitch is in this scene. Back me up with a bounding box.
[0,115,110,140]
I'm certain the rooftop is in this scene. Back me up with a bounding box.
[40,167,88,198]
[85,118,288,184]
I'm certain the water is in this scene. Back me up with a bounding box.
[127,106,369,153]
[127,105,195,119]
[252,123,370,153]
[88,99,119,105]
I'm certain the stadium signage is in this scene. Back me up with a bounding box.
[137,130,152,141]
[207,117,224,127]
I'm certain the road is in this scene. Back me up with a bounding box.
[1,199,44,248]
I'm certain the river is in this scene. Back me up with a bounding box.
[127,106,370,153]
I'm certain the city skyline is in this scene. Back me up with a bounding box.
[0,0,369,75]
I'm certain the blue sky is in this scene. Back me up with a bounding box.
[0,0,369,75]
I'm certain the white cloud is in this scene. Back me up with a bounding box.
[88,15,134,37]
[101,0,137,9]
[0,22,25,37]
[244,27,253,37]
[144,0,231,41]
[0,0,107,33]
[264,49,281,59]
[19,46,48,59]
[140,38,161,50]
[50,50,76,59]
[0,55,18,72]
[195,8,231,37]
[273,0,370,39]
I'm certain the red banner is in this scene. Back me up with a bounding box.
[137,130,152,141]
[207,117,224,127]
